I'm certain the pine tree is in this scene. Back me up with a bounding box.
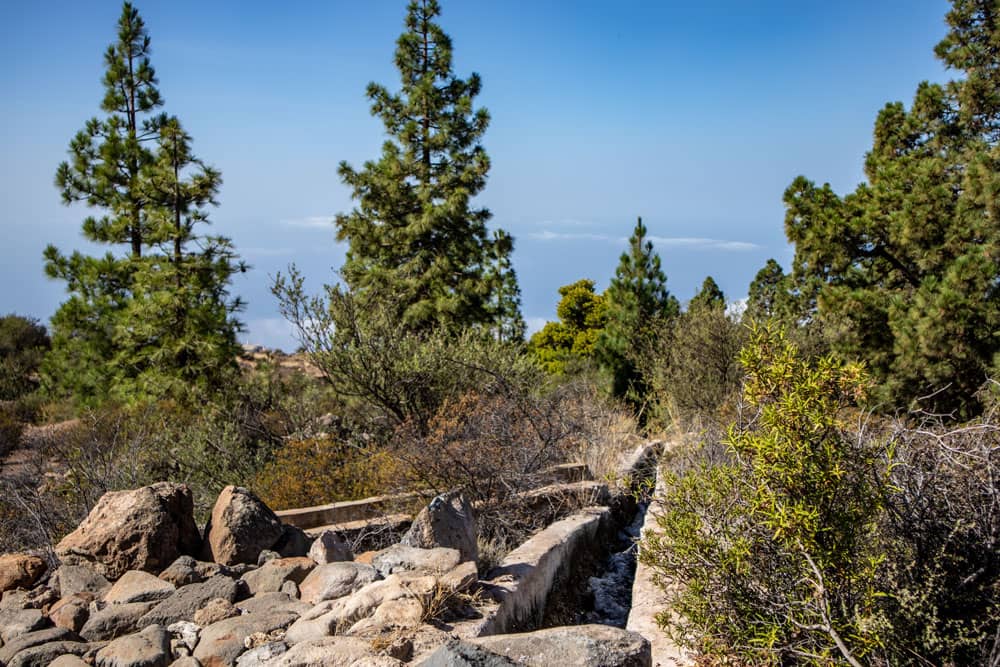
[597,217,680,404]
[486,230,526,342]
[688,276,725,312]
[335,0,518,335]
[44,3,243,405]
[528,279,608,374]
[113,118,243,401]
[784,0,1000,413]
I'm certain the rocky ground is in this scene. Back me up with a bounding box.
[0,482,652,667]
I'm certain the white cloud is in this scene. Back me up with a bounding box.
[280,215,334,228]
[646,236,761,251]
[528,230,760,251]
[529,230,615,242]
[538,218,598,227]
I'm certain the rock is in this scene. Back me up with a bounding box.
[168,659,201,667]
[202,487,283,567]
[56,484,201,580]
[0,626,77,664]
[193,598,237,626]
[235,592,309,617]
[269,636,375,666]
[271,525,311,559]
[192,611,298,667]
[50,592,95,632]
[158,557,236,588]
[140,576,239,628]
[241,558,314,597]
[346,597,423,635]
[370,545,461,579]
[95,624,172,667]
[166,620,201,654]
[80,601,156,641]
[307,531,353,566]
[256,551,279,566]
[297,562,379,606]
[0,607,48,642]
[53,564,112,598]
[0,554,47,593]
[50,656,91,667]
[1,587,30,609]
[401,491,477,563]
[468,624,651,667]
[23,585,58,611]
[234,641,286,666]
[438,561,477,594]
[279,581,298,598]
[105,571,177,605]
[382,636,413,662]
[418,640,517,667]
[284,573,436,646]
[5,640,90,667]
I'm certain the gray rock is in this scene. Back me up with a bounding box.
[469,625,651,667]
[5,640,90,667]
[418,640,517,667]
[202,487,283,566]
[241,558,314,597]
[105,571,176,604]
[80,601,156,641]
[0,626,77,664]
[159,557,235,588]
[168,658,201,667]
[95,624,172,667]
[234,641,287,666]
[297,562,379,606]
[235,592,309,617]
[256,551,280,566]
[272,525,311,559]
[1,587,30,610]
[370,545,461,579]
[0,607,48,643]
[401,491,477,563]
[192,611,298,667]
[140,576,239,628]
[278,581,298,598]
[53,564,113,598]
[56,483,201,580]
[307,531,353,565]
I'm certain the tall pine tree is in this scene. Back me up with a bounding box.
[45,3,242,405]
[597,217,679,405]
[335,0,520,335]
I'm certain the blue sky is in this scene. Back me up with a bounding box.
[2,1,950,349]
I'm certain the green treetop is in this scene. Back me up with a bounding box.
[596,217,679,403]
[335,0,518,335]
[783,0,1000,413]
[528,279,608,375]
[688,276,725,312]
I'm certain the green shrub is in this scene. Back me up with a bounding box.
[0,404,23,458]
[0,314,50,404]
[642,324,890,664]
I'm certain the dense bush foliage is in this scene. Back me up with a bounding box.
[642,325,1000,665]
[0,314,50,402]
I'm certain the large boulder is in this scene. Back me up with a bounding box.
[307,530,353,565]
[0,554,47,593]
[241,557,314,596]
[55,483,201,580]
[49,592,94,632]
[51,564,111,598]
[0,607,48,642]
[202,486,283,566]
[80,601,156,641]
[0,626,78,665]
[400,491,477,563]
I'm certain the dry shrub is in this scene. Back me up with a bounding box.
[391,379,641,567]
[253,436,399,510]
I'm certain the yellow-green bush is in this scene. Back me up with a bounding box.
[253,436,399,510]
